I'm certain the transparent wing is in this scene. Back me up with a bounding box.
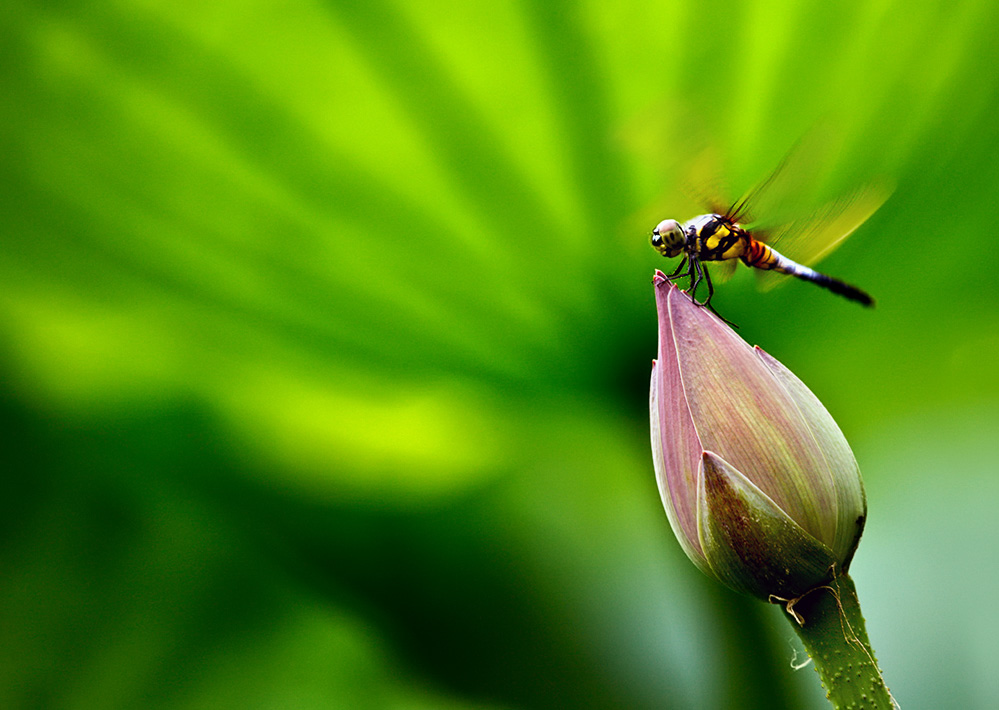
[680,144,732,216]
[727,127,840,228]
[763,180,892,264]
[709,258,739,283]
[617,109,729,243]
[753,180,892,290]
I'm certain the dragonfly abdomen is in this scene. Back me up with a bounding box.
[743,240,874,307]
[801,270,875,306]
[744,240,811,275]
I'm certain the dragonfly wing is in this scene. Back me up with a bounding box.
[754,180,892,290]
[622,140,730,244]
[726,126,840,226]
[710,258,739,283]
[681,144,733,215]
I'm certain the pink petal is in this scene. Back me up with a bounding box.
[651,274,705,562]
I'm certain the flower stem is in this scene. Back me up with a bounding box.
[780,573,896,709]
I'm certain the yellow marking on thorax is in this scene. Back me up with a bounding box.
[703,224,748,260]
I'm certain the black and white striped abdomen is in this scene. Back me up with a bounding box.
[746,242,874,306]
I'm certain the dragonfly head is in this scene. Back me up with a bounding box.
[651,219,685,258]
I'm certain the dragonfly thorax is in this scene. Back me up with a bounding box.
[685,213,726,235]
[683,213,752,263]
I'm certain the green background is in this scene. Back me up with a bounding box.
[2,1,998,708]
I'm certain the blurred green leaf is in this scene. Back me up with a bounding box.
[2,0,999,708]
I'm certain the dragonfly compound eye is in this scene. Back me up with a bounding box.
[651,219,685,257]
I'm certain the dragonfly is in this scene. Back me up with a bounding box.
[650,143,890,314]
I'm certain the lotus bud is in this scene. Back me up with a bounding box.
[650,272,866,600]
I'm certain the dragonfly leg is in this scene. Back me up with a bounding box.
[667,255,738,326]
[666,257,688,280]
[667,258,735,325]
[704,267,739,326]
[695,261,739,327]
[702,264,715,306]
[688,257,704,304]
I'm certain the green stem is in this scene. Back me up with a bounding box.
[780,573,895,710]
